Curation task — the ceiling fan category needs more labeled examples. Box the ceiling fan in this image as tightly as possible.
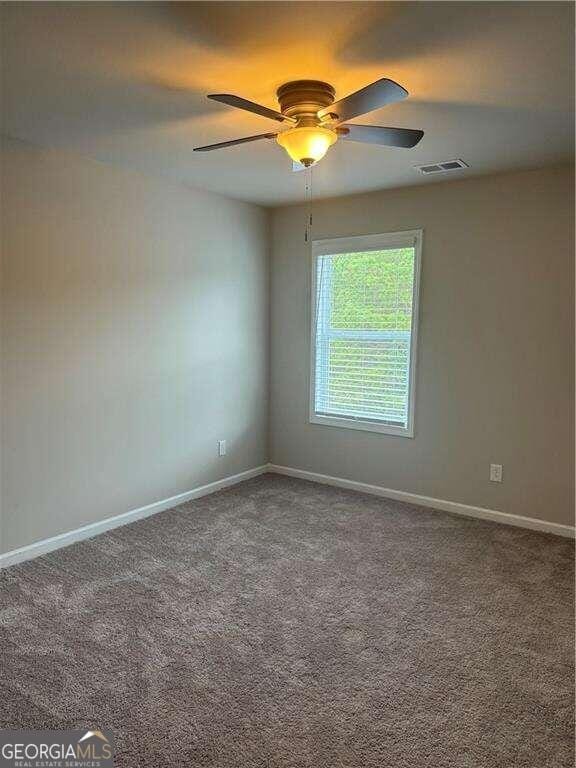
[193,78,424,168]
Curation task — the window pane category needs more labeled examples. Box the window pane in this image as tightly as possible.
[314,245,416,429]
[330,249,415,331]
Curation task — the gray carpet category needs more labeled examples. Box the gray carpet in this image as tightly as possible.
[0,473,573,767]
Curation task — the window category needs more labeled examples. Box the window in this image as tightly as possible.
[310,230,422,437]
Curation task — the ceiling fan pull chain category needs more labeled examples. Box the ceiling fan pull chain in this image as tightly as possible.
[309,166,313,234]
[304,166,313,243]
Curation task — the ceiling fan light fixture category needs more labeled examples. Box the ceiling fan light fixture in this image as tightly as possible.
[194,78,424,163]
[277,126,337,166]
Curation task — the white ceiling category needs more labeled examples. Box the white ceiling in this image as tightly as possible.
[2,2,574,206]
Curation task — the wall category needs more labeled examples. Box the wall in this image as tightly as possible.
[270,165,574,526]
[2,145,573,551]
[1,136,269,553]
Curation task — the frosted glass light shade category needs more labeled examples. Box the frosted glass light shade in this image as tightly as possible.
[277,126,337,165]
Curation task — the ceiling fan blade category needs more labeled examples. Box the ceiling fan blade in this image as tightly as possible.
[194,133,277,152]
[337,124,424,148]
[318,78,408,123]
[208,94,295,123]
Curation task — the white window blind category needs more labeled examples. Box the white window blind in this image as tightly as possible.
[310,231,421,437]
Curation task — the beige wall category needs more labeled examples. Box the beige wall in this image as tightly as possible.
[270,165,574,526]
[1,144,573,553]
[1,136,269,553]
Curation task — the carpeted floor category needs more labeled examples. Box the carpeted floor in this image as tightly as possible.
[1,473,574,767]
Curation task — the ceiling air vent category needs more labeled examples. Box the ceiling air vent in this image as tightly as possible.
[415,159,469,175]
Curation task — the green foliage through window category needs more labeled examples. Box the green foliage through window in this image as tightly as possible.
[330,248,414,331]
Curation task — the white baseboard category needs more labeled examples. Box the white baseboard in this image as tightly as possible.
[0,465,268,569]
[267,464,575,539]
[3,461,572,569]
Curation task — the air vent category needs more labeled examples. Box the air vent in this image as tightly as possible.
[415,159,469,175]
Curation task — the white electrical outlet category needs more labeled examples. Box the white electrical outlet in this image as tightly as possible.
[218,440,226,457]
[490,464,503,483]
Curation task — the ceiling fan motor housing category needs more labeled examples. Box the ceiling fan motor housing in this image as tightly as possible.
[276,81,339,166]
[276,80,336,125]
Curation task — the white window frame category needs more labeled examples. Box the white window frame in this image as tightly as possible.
[309,229,422,438]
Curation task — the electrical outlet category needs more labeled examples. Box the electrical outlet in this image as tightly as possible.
[490,463,503,483]
[218,440,226,457]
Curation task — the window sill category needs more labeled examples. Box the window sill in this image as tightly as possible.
[309,413,414,438]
